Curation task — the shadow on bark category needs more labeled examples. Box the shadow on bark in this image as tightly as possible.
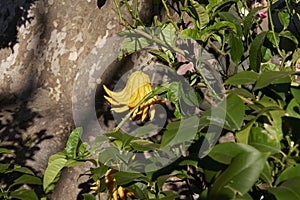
[0,0,37,51]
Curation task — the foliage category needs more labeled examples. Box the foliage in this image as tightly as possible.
[43,0,300,199]
[0,148,43,200]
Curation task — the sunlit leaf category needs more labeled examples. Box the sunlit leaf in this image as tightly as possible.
[65,127,82,159]
[43,157,67,192]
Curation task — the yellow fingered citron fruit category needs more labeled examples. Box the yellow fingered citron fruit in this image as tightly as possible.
[103,71,158,121]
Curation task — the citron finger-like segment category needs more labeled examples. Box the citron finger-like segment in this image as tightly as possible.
[149,105,156,121]
[141,106,149,121]
[118,186,126,200]
[111,106,129,113]
[103,85,113,96]
[113,190,118,200]
[104,95,120,105]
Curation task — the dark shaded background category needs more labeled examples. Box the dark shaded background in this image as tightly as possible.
[0,0,36,50]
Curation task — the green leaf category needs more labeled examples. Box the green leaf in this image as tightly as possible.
[118,30,150,59]
[248,127,281,154]
[236,121,255,144]
[180,28,199,40]
[291,87,300,104]
[249,31,267,72]
[0,148,15,155]
[10,189,38,200]
[129,139,159,151]
[275,164,300,186]
[200,21,236,42]
[286,98,300,118]
[82,193,96,200]
[43,157,67,192]
[189,0,209,29]
[65,127,82,159]
[149,49,172,63]
[243,7,262,37]
[254,71,295,90]
[200,94,245,131]
[268,177,300,199]
[224,94,245,131]
[228,33,244,64]
[279,30,299,46]
[228,88,255,99]
[160,116,199,147]
[208,142,258,165]
[0,163,10,173]
[209,146,265,199]
[219,12,243,36]
[112,171,144,185]
[260,161,272,186]
[11,174,42,188]
[278,11,290,28]
[224,71,259,85]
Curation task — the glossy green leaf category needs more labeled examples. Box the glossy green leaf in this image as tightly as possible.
[254,71,294,90]
[228,33,244,64]
[43,157,67,192]
[208,143,259,165]
[249,31,267,72]
[224,71,259,85]
[65,127,82,159]
[275,164,300,186]
[10,189,38,200]
[268,177,300,199]
[11,174,42,188]
[248,127,281,154]
[209,146,265,199]
[224,94,245,131]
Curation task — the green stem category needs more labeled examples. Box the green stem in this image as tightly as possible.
[113,0,132,28]
[124,0,144,27]
[161,0,180,31]
[267,0,285,60]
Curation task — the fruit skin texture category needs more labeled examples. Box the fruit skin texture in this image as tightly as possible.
[103,71,158,121]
